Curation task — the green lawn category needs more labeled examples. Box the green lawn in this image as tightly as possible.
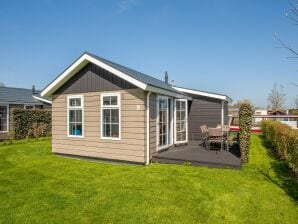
[0,135,297,224]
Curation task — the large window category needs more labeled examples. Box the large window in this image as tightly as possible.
[0,105,8,132]
[175,99,187,143]
[157,97,169,149]
[67,96,83,137]
[101,93,120,140]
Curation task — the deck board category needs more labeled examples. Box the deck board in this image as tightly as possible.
[152,143,242,169]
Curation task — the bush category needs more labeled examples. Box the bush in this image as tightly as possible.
[12,109,51,139]
[239,103,253,163]
[262,120,298,175]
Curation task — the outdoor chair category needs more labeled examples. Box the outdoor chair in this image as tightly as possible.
[222,125,230,151]
[207,128,224,151]
[200,125,209,150]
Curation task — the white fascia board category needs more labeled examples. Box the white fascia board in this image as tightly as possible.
[146,85,192,100]
[173,86,232,103]
[41,53,147,97]
[32,95,52,104]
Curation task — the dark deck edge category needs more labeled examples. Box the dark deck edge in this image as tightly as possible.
[153,156,242,169]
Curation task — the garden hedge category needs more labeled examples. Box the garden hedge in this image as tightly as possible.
[262,120,298,175]
[12,109,51,139]
[239,103,253,163]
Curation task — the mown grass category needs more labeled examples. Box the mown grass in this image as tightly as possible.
[0,135,297,223]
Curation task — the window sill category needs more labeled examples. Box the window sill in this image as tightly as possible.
[101,137,121,141]
[67,135,84,138]
[0,131,9,134]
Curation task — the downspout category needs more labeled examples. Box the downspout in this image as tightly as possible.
[221,100,224,126]
[146,91,152,165]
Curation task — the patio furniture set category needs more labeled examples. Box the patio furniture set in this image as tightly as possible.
[200,124,230,151]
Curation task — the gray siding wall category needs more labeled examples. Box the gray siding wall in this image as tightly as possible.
[224,102,229,125]
[188,94,228,141]
[148,93,157,156]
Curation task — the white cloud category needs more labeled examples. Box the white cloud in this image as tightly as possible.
[117,0,139,13]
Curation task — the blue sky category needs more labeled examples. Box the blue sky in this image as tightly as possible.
[0,0,297,107]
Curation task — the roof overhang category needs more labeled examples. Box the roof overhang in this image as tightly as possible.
[0,101,43,105]
[146,85,192,100]
[41,53,185,99]
[32,95,52,105]
[173,86,232,103]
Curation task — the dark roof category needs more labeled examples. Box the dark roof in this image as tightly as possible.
[173,85,232,102]
[0,86,50,104]
[86,52,181,94]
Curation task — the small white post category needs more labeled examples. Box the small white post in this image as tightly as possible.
[221,100,224,126]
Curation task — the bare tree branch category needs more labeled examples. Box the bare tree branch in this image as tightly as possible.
[267,83,286,110]
[289,82,298,87]
[274,32,298,56]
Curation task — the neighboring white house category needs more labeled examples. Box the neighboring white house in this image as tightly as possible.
[254,109,267,124]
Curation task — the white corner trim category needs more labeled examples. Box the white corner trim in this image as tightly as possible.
[146,92,151,165]
[41,53,147,97]
[173,86,232,102]
[32,95,52,104]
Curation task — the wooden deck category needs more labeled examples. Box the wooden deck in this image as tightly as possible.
[152,142,242,169]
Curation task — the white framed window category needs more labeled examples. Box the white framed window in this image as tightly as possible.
[67,95,84,137]
[24,105,35,109]
[101,92,121,140]
[0,105,9,133]
[174,99,188,144]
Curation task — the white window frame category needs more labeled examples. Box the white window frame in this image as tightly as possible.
[0,104,9,133]
[174,99,188,144]
[100,92,121,140]
[24,105,35,109]
[67,95,84,138]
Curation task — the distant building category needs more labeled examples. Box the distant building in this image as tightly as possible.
[0,86,52,140]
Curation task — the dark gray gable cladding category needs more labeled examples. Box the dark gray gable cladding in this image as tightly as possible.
[55,63,137,94]
[86,52,180,94]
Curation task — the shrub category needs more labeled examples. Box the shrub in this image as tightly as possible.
[239,103,253,163]
[262,120,298,175]
[12,109,51,139]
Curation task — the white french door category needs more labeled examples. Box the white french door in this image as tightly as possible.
[157,96,173,151]
[174,99,188,144]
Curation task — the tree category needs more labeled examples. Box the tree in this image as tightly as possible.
[275,1,298,86]
[275,0,298,58]
[229,99,253,109]
[267,83,286,110]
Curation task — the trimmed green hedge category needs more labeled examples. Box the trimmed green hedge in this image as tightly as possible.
[12,109,51,139]
[239,103,253,163]
[262,120,298,175]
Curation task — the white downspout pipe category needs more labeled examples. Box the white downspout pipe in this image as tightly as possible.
[221,100,224,126]
[146,92,152,165]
